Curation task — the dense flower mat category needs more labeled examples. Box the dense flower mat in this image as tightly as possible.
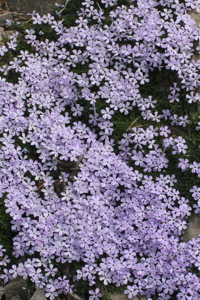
[0,0,200,299]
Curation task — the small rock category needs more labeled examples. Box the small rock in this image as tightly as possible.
[11,295,22,300]
[67,293,84,300]
[31,290,47,300]
[192,54,200,62]
[2,30,14,39]
[0,286,5,298]
[0,11,13,26]
[111,293,147,300]
[7,0,64,16]
[183,214,200,242]
[4,277,28,300]
[188,9,200,27]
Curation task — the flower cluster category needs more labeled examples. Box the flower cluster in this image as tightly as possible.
[0,0,200,299]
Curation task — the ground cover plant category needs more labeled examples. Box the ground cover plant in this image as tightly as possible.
[1,0,200,299]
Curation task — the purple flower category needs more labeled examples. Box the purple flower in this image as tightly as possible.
[159,126,171,137]
[178,158,189,171]
[89,288,102,300]
[124,285,142,299]
[101,107,114,120]
[0,245,6,257]
[71,104,84,117]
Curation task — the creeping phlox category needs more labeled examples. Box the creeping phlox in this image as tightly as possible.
[0,0,200,299]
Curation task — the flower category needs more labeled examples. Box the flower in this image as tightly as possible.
[89,288,102,300]
[6,20,14,26]
[71,104,84,117]
[101,107,114,120]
